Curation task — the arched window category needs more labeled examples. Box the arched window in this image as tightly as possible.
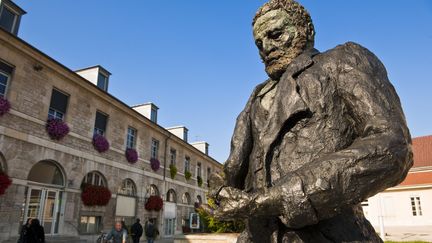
[82,171,107,187]
[118,179,136,196]
[166,189,176,203]
[196,195,202,204]
[149,184,159,196]
[28,160,64,186]
[182,193,191,205]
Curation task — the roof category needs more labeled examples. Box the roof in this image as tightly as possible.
[75,65,112,76]
[399,171,432,187]
[412,135,432,168]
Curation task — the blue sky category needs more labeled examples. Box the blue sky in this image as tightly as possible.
[14,0,432,163]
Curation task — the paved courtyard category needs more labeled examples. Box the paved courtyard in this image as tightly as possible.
[378,226,432,242]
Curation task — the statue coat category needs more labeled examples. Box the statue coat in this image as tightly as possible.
[223,42,413,243]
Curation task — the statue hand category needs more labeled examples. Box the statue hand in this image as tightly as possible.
[214,187,253,220]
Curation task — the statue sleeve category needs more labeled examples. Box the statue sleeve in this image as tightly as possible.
[251,43,413,228]
[224,84,263,189]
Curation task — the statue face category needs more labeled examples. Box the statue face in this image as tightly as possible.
[253,9,299,80]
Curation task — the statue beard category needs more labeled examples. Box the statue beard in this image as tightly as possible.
[263,38,308,81]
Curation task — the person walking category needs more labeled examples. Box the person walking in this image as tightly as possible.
[130,219,143,243]
[106,221,128,243]
[144,219,158,243]
[28,219,45,243]
[18,218,32,243]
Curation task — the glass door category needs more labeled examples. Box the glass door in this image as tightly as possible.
[164,218,176,237]
[25,187,61,235]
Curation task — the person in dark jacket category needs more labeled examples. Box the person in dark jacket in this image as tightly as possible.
[144,219,158,243]
[18,218,32,243]
[28,219,45,243]
[130,219,143,243]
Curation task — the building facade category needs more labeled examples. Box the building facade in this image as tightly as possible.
[0,1,222,242]
[363,135,432,230]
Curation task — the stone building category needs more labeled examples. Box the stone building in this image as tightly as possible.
[0,1,222,242]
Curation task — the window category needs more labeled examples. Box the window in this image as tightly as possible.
[166,189,176,203]
[0,4,18,33]
[411,197,423,216]
[94,111,108,135]
[82,171,106,187]
[197,163,202,178]
[196,195,202,204]
[0,61,13,97]
[207,167,211,186]
[182,193,191,205]
[184,156,190,173]
[118,179,136,196]
[48,89,69,120]
[361,199,369,207]
[183,130,188,142]
[126,127,137,149]
[170,149,176,166]
[150,107,157,123]
[79,216,102,234]
[97,73,109,91]
[149,184,159,196]
[151,138,159,159]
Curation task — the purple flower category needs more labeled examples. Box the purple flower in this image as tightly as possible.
[92,134,110,153]
[125,148,138,163]
[0,97,11,116]
[150,158,160,171]
[46,118,70,140]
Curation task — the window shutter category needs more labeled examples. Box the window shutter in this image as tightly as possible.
[95,112,108,131]
[49,89,69,113]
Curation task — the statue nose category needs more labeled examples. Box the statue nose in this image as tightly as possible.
[263,39,277,55]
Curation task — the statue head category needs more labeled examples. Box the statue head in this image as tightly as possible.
[253,0,315,80]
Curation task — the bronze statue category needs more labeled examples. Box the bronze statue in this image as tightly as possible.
[210,0,413,242]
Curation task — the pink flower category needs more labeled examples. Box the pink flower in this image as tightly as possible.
[125,148,138,163]
[150,158,160,171]
[0,97,11,116]
[46,118,70,140]
[92,134,110,153]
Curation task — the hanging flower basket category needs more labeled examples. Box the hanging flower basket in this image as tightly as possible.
[46,118,70,140]
[81,185,112,206]
[93,134,110,153]
[0,97,11,117]
[0,173,12,195]
[125,148,138,164]
[150,158,160,172]
[169,164,177,179]
[185,171,192,180]
[197,176,203,187]
[145,195,163,211]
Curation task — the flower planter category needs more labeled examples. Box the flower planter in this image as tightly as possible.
[81,185,112,206]
[46,118,70,140]
[125,148,138,164]
[150,158,160,172]
[145,195,163,211]
[93,134,110,153]
[197,176,203,187]
[0,97,11,117]
[169,164,177,179]
[0,173,12,195]
[185,171,192,180]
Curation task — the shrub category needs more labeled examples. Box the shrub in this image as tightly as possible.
[125,148,138,163]
[150,158,160,171]
[185,170,192,180]
[92,134,110,153]
[145,195,163,211]
[0,173,12,195]
[169,164,177,179]
[197,198,245,233]
[197,176,203,187]
[0,97,11,116]
[81,185,112,206]
[46,118,70,140]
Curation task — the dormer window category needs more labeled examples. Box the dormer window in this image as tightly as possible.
[97,72,109,91]
[0,0,25,35]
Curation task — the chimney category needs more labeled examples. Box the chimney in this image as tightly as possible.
[75,65,111,92]
[133,103,159,123]
[166,126,188,142]
[0,0,26,36]
[191,141,209,155]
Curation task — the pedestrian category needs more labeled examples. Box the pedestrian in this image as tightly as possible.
[106,221,128,243]
[28,219,45,243]
[18,218,32,243]
[144,219,158,243]
[131,219,143,243]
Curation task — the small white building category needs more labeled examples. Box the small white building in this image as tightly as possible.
[363,135,432,230]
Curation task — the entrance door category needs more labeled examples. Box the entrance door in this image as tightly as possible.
[25,187,62,235]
